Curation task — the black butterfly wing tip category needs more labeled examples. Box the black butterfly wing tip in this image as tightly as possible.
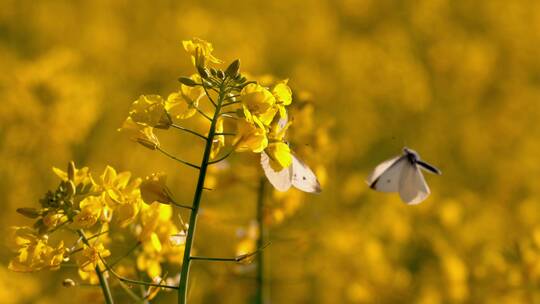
[368,178,379,190]
[314,181,322,194]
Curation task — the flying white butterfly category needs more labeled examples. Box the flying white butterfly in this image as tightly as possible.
[366,147,441,204]
[261,152,321,193]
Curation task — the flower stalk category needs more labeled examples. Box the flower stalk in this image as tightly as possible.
[255,177,266,304]
[177,80,226,304]
[77,230,114,304]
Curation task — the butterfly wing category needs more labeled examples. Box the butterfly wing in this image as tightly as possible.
[261,152,292,192]
[398,162,430,204]
[369,156,407,192]
[291,155,321,193]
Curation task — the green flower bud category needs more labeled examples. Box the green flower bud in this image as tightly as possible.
[16,208,42,219]
[225,59,240,78]
[178,77,198,87]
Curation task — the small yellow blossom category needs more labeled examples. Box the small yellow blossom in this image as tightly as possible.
[211,117,225,159]
[114,199,142,227]
[182,38,222,66]
[128,95,171,129]
[272,81,293,117]
[72,196,103,229]
[265,142,292,171]
[52,162,96,191]
[241,83,277,126]
[138,203,173,242]
[8,227,65,272]
[100,166,132,204]
[232,119,268,153]
[140,173,174,205]
[118,117,160,149]
[166,75,204,121]
[267,113,291,141]
[100,166,143,226]
[42,212,67,229]
[77,242,111,284]
[136,203,184,277]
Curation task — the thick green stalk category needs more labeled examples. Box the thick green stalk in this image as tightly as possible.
[77,230,114,304]
[255,177,266,304]
[95,264,115,304]
[178,84,225,304]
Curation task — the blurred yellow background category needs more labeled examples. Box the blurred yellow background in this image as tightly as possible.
[1,0,540,303]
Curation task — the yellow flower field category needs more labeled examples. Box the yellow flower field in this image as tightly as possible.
[1,1,539,303]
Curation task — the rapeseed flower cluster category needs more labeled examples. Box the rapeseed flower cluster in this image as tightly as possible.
[8,161,185,300]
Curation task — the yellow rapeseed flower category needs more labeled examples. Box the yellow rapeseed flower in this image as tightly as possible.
[182,38,222,66]
[52,162,95,191]
[42,211,68,230]
[140,173,174,205]
[100,166,143,226]
[118,117,160,149]
[72,196,103,229]
[272,81,293,117]
[232,119,268,153]
[166,74,204,121]
[8,227,65,272]
[241,83,277,126]
[210,117,225,159]
[265,142,292,171]
[77,242,111,284]
[135,203,183,277]
[128,95,171,129]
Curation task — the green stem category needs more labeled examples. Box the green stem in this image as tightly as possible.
[157,147,201,170]
[190,256,238,262]
[255,177,266,304]
[100,255,178,290]
[171,124,208,141]
[177,81,226,304]
[77,230,114,304]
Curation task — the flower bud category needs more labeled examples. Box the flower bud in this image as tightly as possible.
[16,208,42,219]
[178,76,198,87]
[67,161,76,181]
[62,279,76,288]
[225,59,240,78]
[137,138,159,150]
[64,180,76,197]
[216,70,224,79]
[197,66,209,79]
[140,173,174,205]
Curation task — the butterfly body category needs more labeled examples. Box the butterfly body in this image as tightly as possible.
[367,147,441,204]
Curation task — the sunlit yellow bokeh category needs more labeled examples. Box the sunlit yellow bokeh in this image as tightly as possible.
[1,0,540,303]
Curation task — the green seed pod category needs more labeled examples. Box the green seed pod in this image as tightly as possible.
[178,77,198,87]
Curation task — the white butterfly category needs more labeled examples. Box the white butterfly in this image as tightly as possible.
[261,152,321,193]
[367,147,441,204]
